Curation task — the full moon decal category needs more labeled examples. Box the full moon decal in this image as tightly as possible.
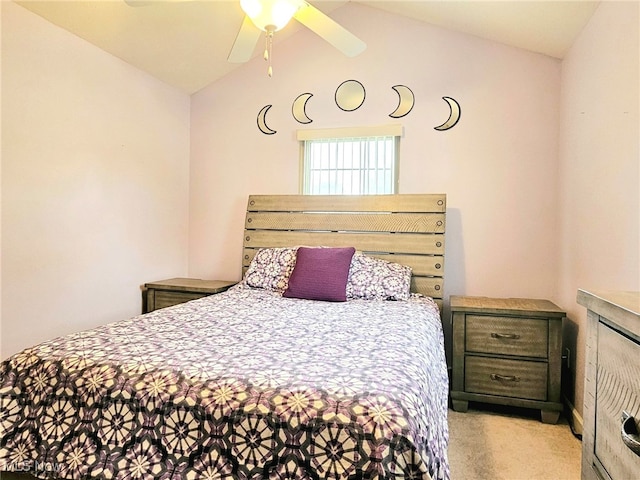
[335,80,366,111]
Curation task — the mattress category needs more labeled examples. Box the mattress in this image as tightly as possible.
[0,284,449,479]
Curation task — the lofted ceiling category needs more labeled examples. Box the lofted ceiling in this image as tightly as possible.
[15,0,600,94]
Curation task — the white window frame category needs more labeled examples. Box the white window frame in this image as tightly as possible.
[297,125,402,195]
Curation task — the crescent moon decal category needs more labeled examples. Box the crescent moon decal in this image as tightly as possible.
[389,85,415,118]
[434,96,461,131]
[292,93,313,124]
[257,104,277,135]
[335,80,366,112]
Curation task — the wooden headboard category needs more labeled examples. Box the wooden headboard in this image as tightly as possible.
[242,194,446,308]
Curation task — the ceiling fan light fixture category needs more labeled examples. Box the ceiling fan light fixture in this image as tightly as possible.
[229,0,364,77]
[240,0,302,32]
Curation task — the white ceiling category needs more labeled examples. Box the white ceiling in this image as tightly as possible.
[16,0,600,94]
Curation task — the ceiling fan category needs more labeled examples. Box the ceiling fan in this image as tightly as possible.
[126,0,366,77]
[229,0,366,76]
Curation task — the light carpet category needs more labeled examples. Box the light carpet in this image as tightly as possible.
[447,404,582,480]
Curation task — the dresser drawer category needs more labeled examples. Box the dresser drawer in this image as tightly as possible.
[466,315,548,358]
[465,356,548,401]
[594,322,640,480]
[153,291,207,310]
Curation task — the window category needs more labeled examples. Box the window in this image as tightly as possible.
[298,125,401,195]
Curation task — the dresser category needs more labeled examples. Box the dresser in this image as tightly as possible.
[450,296,565,424]
[577,289,640,480]
[143,278,237,313]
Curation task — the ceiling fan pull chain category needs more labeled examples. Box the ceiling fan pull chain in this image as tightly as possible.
[264,28,274,77]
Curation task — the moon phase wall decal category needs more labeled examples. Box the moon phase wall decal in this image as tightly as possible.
[389,85,415,118]
[255,85,461,134]
[335,80,366,111]
[434,96,461,131]
[292,93,313,124]
[257,105,277,135]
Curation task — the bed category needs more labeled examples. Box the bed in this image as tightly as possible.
[0,194,449,480]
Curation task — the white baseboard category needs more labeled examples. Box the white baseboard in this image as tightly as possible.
[563,395,584,436]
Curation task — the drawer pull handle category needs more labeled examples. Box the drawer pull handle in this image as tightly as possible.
[491,332,521,340]
[621,411,640,457]
[490,373,520,382]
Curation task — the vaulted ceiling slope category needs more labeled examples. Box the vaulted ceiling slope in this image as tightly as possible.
[16,0,600,94]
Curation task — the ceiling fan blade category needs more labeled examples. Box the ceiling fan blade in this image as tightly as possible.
[228,15,262,63]
[294,2,366,57]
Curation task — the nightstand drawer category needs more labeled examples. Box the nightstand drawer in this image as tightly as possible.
[466,315,548,358]
[154,291,207,310]
[465,356,548,401]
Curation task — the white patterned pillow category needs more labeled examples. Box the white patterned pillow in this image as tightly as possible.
[244,247,298,293]
[346,253,412,300]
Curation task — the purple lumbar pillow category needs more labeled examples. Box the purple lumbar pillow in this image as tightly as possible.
[283,246,356,302]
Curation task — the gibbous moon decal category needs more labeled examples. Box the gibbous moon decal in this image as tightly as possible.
[257,104,277,135]
[292,93,313,124]
[389,85,415,118]
[434,96,461,131]
[335,80,366,111]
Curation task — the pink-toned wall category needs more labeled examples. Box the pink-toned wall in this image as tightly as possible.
[558,1,639,426]
[189,3,562,357]
[1,2,191,359]
[2,0,637,426]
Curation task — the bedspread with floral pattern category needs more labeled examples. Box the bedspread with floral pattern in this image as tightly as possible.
[0,284,449,480]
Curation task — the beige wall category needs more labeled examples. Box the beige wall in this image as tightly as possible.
[1,2,191,358]
[189,3,562,358]
[558,1,639,422]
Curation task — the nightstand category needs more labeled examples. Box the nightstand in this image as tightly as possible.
[450,295,565,424]
[143,278,237,313]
